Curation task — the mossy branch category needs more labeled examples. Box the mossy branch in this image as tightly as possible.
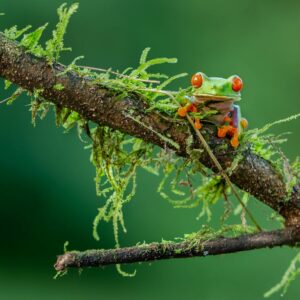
[0,33,300,225]
[54,227,300,271]
[0,32,299,225]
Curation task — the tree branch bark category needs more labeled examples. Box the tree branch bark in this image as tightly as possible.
[54,227,300,271]
[0,33,299,224]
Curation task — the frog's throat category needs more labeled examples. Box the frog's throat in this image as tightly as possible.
[194,94,241,102]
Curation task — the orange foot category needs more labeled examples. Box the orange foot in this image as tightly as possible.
[229,127,239,148]
[230,135,239,148]
[177,106,187,117]
[188,104,197,113]
[177,103,197,117]
[194,118,202,129]
[217,125,231,138]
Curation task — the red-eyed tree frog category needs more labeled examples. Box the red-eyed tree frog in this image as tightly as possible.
[177,72,248,148]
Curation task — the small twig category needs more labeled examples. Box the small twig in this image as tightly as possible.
[78,65,161,84]
[221,190,233,223]
[0,96,10,104]
[241,205,247,227]
[0,88,23,105]
[138,87,177,95]
[54,227,300,271]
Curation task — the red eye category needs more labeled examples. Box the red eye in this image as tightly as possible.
[191,73,203,88]
[232,76,243,92]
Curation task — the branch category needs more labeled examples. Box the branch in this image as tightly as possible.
[54,227,300,271]
[0,33,299,225]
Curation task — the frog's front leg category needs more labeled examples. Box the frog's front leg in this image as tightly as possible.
[177,101,195,117]
[177,97,202,129]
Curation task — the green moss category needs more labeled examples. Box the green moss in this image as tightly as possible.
[45,3,78,61]
[264,251,300,298]
[53,83,65,91]
[237,114,300,200]
[175,224,258,253]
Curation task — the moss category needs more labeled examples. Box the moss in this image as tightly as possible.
[174,249,183,255]
[53,83,64,91]
[237,114,300,201]
[264,251,300,298]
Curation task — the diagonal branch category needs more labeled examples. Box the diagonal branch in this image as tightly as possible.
[0,33,299,225]
[54,227,300,271]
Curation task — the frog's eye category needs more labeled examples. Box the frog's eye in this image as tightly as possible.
[231,76,243,92]
[191,73,203,88]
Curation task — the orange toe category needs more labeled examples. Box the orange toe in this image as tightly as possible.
[189,104,197,113]
[194,119,202,130]
[228,126,238,137]
[218,127,226,138]
[177,107,187,117]
[240,118,248,129]
[231,136,239,148]
[218,125,231,138]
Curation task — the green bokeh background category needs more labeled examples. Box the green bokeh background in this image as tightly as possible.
[1,0,300,299]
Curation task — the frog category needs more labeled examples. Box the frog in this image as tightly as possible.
[177,72,248,148]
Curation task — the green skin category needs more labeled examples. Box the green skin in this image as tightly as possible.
[189,72,243,129]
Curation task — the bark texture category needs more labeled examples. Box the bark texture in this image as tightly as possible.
[54,228,300,270]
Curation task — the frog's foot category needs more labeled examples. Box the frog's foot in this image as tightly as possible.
[188,103,197,113]
[217,125,231,138]
[177,103,197,117]
[228,127,239,148]
[177,106,187,117]
[217,115,234,138]
[230,134,239,148]
[218,124,240,148]
[194,118,202,130]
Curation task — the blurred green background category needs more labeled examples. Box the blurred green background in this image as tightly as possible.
[0,0,300,299]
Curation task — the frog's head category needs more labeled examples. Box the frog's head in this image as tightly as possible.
[191,72,243,102]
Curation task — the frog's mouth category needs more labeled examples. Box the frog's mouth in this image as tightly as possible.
[194,94,241,102]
